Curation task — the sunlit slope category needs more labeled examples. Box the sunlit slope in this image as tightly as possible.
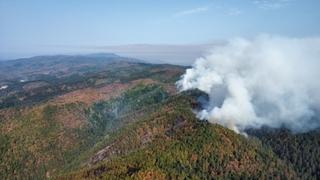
[0,58,302,179]
[0,60,184,179]
[62,91,296,179]
[0,84,171,179]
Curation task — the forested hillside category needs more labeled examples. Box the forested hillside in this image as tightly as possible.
[61,91,296,179]
[248,127,320,179]
[0,55,319,179]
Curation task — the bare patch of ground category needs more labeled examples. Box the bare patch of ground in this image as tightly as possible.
[23,81,50,91]
[50,79,159,106]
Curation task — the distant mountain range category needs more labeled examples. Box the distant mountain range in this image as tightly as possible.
[0,53,144,82]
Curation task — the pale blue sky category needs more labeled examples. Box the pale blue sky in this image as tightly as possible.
[0,0,319,60]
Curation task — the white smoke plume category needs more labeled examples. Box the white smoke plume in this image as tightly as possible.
[177,35,320,133]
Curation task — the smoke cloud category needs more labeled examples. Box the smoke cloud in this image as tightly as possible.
[177,35,320,133]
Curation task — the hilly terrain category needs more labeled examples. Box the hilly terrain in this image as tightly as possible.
[0,54,319,179]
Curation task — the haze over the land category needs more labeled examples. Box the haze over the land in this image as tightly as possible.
[1,0,320,133]
[1,0,320,64]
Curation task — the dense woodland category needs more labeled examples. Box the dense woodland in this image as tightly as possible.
[248,127,320,179]
[0,55,319,179]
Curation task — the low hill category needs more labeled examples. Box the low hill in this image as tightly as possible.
[0,54,183,109]
[60,91,296,179]
[0,53,139,81]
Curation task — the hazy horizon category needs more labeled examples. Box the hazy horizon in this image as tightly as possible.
[0,43,219,65]
[1,0,320,64]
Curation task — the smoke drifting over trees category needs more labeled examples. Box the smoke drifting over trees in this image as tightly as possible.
[177,35,320,133]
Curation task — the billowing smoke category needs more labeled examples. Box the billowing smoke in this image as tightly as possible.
[177,35,320,133]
